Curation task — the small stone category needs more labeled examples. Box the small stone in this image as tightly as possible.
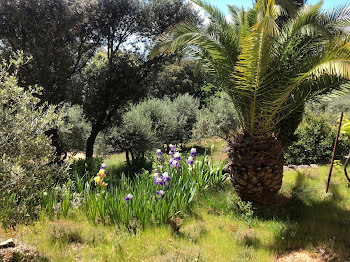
[0,238,15,249]
[310,164,319,169]
[298,165,309,170]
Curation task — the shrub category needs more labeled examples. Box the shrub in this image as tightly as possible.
[59,104,90,152]
[307,95,350,121]
[108,94,200,160]
[48,221,83,244]
[69,157,104,179]
[285,112,349,165]
[193,93,238,139]
[179,221,207,242]
[0,53,67,226]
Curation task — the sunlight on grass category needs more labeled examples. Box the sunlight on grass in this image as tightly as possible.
[7,166,350,261]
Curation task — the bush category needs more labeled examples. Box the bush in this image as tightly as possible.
[69,157,103,179]
[108,94,200,159]
[307,95,350,121]
[285,112,349,165]
[193,93,238,139]
[0,53,67,226]
[59,104,91,152]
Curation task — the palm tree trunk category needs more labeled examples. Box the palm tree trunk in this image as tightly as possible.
[226,133,284,204]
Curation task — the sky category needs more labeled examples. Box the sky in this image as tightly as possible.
[206,0,350,14]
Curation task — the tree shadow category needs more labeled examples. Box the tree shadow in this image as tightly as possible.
[255,172,350,259]
[181,145,212,156]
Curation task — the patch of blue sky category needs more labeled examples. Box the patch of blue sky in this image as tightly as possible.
[206,0,349,14]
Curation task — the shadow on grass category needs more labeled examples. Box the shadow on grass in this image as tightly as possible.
[255,172,350,259]
[181,145,212,156]
[106,159,153,185]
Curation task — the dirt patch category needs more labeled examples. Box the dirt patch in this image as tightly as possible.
[277,250,324,262]
[0,238,48,262]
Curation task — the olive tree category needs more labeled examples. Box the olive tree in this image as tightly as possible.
[0,53,66,225]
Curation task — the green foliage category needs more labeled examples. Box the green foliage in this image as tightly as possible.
[227,193,254,227]
[144,59,205,100]
[69,157,104,180]
[153,0,350,137]
[0,0,97,105]
[193,93,238,139]
[48,222,83,244]
[109,94,200,157]
[59,104,91,152]
[43,152,226,229]
[285,113,349,165]
[307,94,350,121]
[0,53,67,226]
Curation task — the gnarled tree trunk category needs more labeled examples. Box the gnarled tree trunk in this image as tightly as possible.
[226,133,284,204]
[86,125,100,158]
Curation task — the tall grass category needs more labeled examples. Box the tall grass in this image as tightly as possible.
[41,152,227,229]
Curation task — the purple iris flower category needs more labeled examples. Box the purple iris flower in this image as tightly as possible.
[173,152,182,161]
[169,158,174,166]
[153,173,161,181]
[124,193,133,201]
[157,156,165,163]
[190,148,198,157]
[154,177,164,185]
[162,172,170,182]
[156,190,165,198]
[170,160,180,168]
[169,144,176,154]
[155,149,162,156]
[187,156,194,165]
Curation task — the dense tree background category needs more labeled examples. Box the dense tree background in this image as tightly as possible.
[0,0,203,157]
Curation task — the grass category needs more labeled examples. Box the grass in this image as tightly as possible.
[102,137,227,172]
[2,164,350,261]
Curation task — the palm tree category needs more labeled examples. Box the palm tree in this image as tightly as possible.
[152,0,350,203]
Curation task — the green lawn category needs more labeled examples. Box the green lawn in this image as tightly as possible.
[3,165,349,261]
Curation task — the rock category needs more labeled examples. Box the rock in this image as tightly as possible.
[297,165,309,170]
[283,166,290,172]
[0,239,15,249]
[0,240,49,262]
[310,164,319,169]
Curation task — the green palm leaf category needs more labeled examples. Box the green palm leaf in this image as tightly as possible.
[152,0,350,136]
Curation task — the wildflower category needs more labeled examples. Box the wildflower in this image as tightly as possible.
[156,149,162,156]
[156,190,165,198]
[162,172,170,182]
[170,160,180,168]
[153,172,161,181]
[187,156,194,165]
[174,152,182,161]
[169,144,176,154]
[190,148,197,157]
[154,177,164,185]
[124,193,133,201]
[157,156,165,163]
[102,182,108,189]
[94,176,102,186]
